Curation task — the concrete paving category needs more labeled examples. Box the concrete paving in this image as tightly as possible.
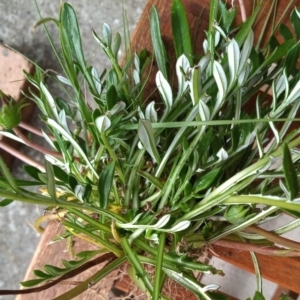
[0,1,145,299]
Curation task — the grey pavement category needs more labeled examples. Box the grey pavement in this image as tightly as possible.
[0,1,145,299]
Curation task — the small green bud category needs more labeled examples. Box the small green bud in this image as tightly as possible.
[224,205,251,224]
[0,92,28,129]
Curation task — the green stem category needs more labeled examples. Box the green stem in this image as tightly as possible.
[224,195,300,212]
[177,135,300,222]
[246,224,300,251]
[134,239,215,273]
[63,220,123,256]
[120,237,153,293]
[152,232,166,300]
[120,118,300,130]
[53,255,126,300]
[101,134,125,183]
[68,208,111,233]
[158,126,205,209]
[0,190,126,223]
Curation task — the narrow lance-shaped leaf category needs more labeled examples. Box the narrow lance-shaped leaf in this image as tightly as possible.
[60,3,97,95]
[279,24,293,41]
[260,39,294,70]
[95,115,111,133]
[253,291,266,300]
[112,32,122,58]
[291,8,300,41]
[106,85,118,110]
[145,101,158,123]
[150,7,168,79]
[45,160,56,201]
[156,71,173,115]
[238,30,254,74]
[212,61,227,116]
[284,42,300,76]
[0,199,14,207]
[171,0,193,65]
[219,1,236,33]
[0,156,19,192]
[176,54,190,98]
[227,39,240,87]
[40,82,59,121]
[46,118,98,178]
[193,168,221,193]
[60,3,85,69]
[98,162,115,209]
[198,100,210,121]
[189,66,201,105]
[285,78,300,105]
[138,119,161,164]
[102,23,112,48]
[283,143,299,200]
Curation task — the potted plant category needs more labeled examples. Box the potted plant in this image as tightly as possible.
[1,0,300,299]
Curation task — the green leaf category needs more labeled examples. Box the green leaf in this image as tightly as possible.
[95,115,111,134]
[171,0,193,65]
[283,143,299,200]
[44,265,65,276]
[253,291,266,300]
[219,1,236,33]
[175,54,190,97]
[40,82,59,121]
[34,17,59,28]
[193,168,221,193]
[164,269,218,299]
[290,8,300,41]
[285,77,300,105]
[112,32,122,58]
[47,118,98,178]
[150,6,168,79]
[0,199,14,207]
[23,165,42,181]
[279,24,293,41]
[102,23,112,48]
[0,156,19,192]
[60,3,85,71]
[279,295,294,300]
[189,66,201,105]
[20,278,46,287]
[284,42,300,76]
[239,30,253,74]
[33,269,51,279]
[106,84,118,110]
[260,39,294,70]
[98,162,115,209]
[235,2,261,47]
[156,71,173,114]
[137,170,164,189]
[227,39,240,87]
[138,119,161,164]
[120,237,153,293]
[45,160,56,201]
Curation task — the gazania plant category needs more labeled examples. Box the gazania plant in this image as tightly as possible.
[1,0,300,299]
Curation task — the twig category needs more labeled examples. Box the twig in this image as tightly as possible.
[246,224,300,251]
[13,127,64,160]
[13,126,80,163]
[212,239,300,256]
[0,142,45,171]
[19,121,55,140]
[0,253,116,295]
[238,0,247,22]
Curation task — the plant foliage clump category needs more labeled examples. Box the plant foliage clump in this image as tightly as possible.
[1,0,300,299]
